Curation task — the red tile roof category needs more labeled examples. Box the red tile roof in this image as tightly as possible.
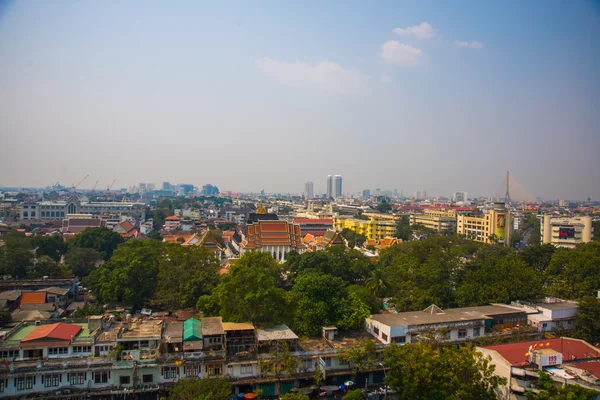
[574,362,600,379]
[22,322,82,342]
[20,291,46,305]
[484,338,600,366]
[165,216,181,221]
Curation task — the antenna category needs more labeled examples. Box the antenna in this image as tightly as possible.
[505,170,511,204]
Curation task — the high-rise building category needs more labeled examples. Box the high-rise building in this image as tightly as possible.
[456,202,512,246]
[334,175,342,199]
[362,189,371,199]
[326,175,333,199]
[454,191,468,203]
[304,182,314,199]
[422,189,428,200]
[202,184,219,195]
[162,182,172,191]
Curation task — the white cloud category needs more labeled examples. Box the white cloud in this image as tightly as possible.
[380,74,392,83]
[256,57,365,94]
[393,22,436,39]
[454,40,484,49]
[380,41,423,66]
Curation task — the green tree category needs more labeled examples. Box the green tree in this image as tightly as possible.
[524,371,597,399]
[313,368,324,386]
[290,271,369,336]
[168,377,232,400]
[85,239,163,307]
[285,245,374,284]
[0,233,34,278]
[155,244,220,309]
[343,390,365,400]
[338,339,377,381]
[394,215,412,241]
[281,394,309,400]
[197,251,288,326]
[456,251,542,307]
[258,343,300,395]
[64,247,102,277]
[365,268,389,299]
[32,234,66,261]
[27,255,71,279]
[71,302,105,318]
[0,309,11,324]
[341,228,367,249]
[68,227,124,260]
[148,230,163,241]
[377,203,392,213]
[384,342,506,400]
[519,244,556,274]
[574,296,600,344]
[544,242,600,299]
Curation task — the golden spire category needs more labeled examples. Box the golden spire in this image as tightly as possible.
[256,201,266,214]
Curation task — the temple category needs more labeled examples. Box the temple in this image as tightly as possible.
[241,207,305,261]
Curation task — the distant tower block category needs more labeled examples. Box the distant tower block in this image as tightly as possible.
[505,170,511,204]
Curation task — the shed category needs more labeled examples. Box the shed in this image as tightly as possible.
[183,318,202,342]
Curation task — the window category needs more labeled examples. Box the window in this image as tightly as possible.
[69,372,86,385]
[93,371,109,384]
[119,376,131,385]
[15,376,35,390]
[43,374,61,387]
[163,367,178,379]
[205,364,222,376]
[392,336,406,344]
[1,350,18,358]
[373,326,379,335]
[48,347,68,355]
[323,357,332,367]
[185,365,200,378]
[241,364,253,374]
[72,346,92,353]
[458,329,467,338]
[142,374,153,383]
[381,333,388,341]
[473,327,481,337]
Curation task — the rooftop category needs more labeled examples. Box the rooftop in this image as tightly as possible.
[202,317,224,336]
[369,304,524,327]
[256,325,299,342]
[120,319,163,340]
[484,337,600,366]
[20,292,47,305]
[223,322,255,332]
[22,322,82,342]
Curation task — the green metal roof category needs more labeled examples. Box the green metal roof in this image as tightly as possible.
[183,318,202,342]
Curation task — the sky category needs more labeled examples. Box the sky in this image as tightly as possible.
[0,1,599,200]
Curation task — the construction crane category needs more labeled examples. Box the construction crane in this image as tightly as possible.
[92,180,99,192]
[51,182,59,191]
[107,178,117,199]
[71,174,89,192]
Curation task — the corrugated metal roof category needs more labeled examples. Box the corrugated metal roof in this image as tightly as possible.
[20,292,47,305]
[183,318,202,342]
[22,322,82,342]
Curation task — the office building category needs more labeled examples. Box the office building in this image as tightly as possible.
[334,216,396,241]
[453,191,468,203]
[541,215,593,249]
[362,189,371,199]
[20,195,145,221]
[456,202,512,246]
[304,182,314,199]
[202,184,219,195]
[410,209,457,233]
[334,175,342,199]
[326,175,333,199]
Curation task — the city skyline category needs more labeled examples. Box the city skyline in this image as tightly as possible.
[1,1,599,199]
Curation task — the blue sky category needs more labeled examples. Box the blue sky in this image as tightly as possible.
[0,1,598,200]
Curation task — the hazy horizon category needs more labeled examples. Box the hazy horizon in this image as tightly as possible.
[1,1,599,200]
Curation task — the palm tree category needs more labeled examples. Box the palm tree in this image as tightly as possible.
[365,268,389,300]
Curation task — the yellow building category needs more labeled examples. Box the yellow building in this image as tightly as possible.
[334,216,396,241]
[541,215,593,249]
[410,209,457,232]
[456,203,512,246]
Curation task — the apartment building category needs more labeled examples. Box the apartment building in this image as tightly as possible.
[410,209,457,233]
[456,202,512,246]
[334,216,396,241]
[540,215,593,248]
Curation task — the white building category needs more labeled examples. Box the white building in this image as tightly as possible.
[541,215,593,248]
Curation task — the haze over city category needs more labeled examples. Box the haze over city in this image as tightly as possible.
[1,1,599,199]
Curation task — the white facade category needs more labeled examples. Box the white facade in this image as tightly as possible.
[541,215,593,248]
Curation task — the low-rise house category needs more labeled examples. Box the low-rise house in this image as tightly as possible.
[365,304,528,345]
[507,298,579,332]
[37,287,70,308]
[113,220,138,239]
[0,290,22,311]
[479,337,600,399]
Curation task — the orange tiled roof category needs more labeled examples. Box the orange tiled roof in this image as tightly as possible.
[22,322,82,342]
[20,291,46,305]
[242,220,305,250]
